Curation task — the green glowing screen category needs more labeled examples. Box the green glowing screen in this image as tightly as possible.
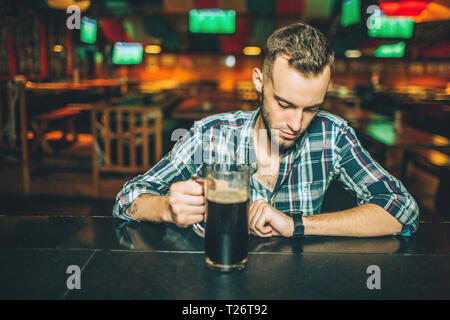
[374,41,406,58]
[189,9,236,34]
[367,121,396,146]
[112,42,144,65]
[80,17,97,44]
[341,0,361,27]
[368,17,414,39]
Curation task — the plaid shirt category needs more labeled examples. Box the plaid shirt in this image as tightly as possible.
[113,108,419,235]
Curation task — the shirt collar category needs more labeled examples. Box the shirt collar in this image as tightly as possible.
[236,107,310,172]
[236,108,259,173]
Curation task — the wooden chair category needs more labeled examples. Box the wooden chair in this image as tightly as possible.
[91,105,163,197]
[2,79,31,194]
[30,106,82,153]
[401,148,450,216]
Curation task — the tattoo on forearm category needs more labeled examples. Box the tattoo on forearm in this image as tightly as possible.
[125,194,145,218]
[126,203,137,217]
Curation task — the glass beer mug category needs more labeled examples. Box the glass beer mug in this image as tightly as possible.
[192,164,250,272]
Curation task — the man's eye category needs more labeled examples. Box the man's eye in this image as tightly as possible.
[307,107,320,112]
[278,102,289,109]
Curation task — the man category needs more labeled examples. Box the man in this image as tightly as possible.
[113,23,419,238]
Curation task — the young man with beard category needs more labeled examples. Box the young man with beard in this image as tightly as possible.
[113,23,419,238]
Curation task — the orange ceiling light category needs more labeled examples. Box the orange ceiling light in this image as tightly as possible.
[414,2,450,22]
[145,45,162,54]
[53,44,64,52]
[46,0,91,12]
[243,46,261,56]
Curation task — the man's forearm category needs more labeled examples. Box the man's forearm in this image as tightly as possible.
[303,203,403,237]
[124,194,172,223]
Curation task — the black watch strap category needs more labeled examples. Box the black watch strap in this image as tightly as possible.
[291,211,304,238]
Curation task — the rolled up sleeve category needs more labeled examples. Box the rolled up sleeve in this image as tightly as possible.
[333,125,420,235]
[112,124,202,221]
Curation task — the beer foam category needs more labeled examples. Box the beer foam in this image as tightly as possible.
[207,189,249,204]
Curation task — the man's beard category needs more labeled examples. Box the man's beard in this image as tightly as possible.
[258,88,300,154]
[259,91,272,140]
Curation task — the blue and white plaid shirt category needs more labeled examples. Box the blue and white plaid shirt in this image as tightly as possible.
[113,108,419,235]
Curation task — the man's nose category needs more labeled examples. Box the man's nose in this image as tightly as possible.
[287,109,303,133]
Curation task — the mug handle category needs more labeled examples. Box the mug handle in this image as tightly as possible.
[192,222,205,238]
[191,176,206,238]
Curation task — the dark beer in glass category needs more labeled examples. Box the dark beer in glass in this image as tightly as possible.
[205,189,249,271]
[193,164,250,271]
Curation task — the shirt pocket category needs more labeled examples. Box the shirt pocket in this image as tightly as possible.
[299,180,326,215]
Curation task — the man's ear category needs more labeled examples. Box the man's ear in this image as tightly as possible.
[252,68,264,94]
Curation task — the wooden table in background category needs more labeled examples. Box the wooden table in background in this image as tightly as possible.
[2,79,125,194]
[324,98,450,151]
[171,97,254,121]
[25,79,125,94]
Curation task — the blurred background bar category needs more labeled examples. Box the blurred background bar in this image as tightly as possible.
[0,0,448,219]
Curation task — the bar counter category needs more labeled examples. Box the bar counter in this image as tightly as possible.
[0,216,448,300]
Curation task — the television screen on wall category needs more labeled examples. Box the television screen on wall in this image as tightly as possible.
[112,42,144,65]
[189,9,236,34]
[341,0,361,27]
[368,17,414,39]
[80,17,97,44]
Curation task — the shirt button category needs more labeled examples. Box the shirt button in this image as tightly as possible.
[251,163,256,168]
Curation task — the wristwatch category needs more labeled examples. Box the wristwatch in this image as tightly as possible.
[291,211,304,238]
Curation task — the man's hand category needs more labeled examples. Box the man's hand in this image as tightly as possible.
[168,179,205,228]
[248,199,294,237]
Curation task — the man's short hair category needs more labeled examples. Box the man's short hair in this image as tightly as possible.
[263,22,334,82]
